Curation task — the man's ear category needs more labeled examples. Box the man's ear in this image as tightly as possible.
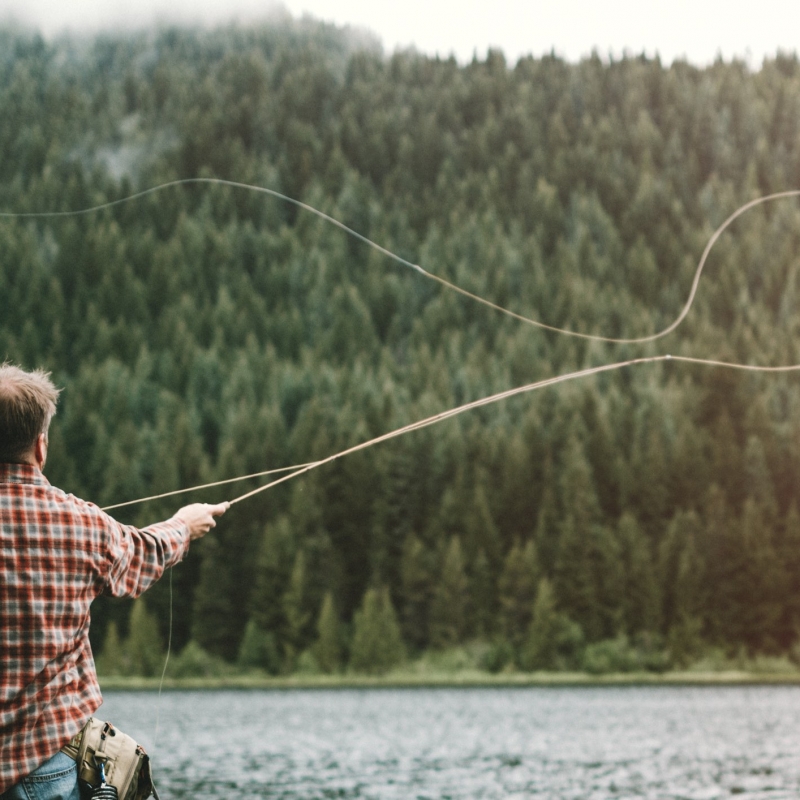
[34,433,48,470]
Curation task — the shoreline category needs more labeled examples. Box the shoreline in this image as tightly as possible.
[99,670,800,691]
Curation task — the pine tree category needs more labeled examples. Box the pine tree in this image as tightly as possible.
[659,510,703,635]
[464,483,502,573]
[191,537,238,660]
[429,536,469,648]
[744,435,778,524]
[554,518,622,642]
[470,548,494,638]
[249,517,295,639]
[776,504,800,647]
[399,534,433,651]
[282,549,311,670]
[534,482,559,574]
[617,512,659,635]
[738,497,783,651]
[96,621,125,677]
[237,619,280,674]
[497,539,541,651]
[125,599,163,677]
[520,578,584,671]
[315,591,343,674]
[349,587,405,675]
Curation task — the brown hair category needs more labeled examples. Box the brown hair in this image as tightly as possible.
[0,363,61,463]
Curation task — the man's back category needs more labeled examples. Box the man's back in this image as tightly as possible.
[0,461,190,794]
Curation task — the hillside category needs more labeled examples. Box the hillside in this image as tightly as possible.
[3,23,800,674]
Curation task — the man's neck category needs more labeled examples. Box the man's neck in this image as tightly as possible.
[14,452,40,470]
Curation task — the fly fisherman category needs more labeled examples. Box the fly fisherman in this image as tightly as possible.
[0,363,229,800]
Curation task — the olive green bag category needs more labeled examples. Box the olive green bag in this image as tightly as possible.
[62,718,160,800]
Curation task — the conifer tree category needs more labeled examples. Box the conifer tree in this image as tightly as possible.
[470,548,494,638]
[125,599,163,677]
[237,619,280,674]
[96,621,125,677]
[534,482,559,574]
[497,539,541,650]
[349,586,405,675]
[659,510,704,636]
[744,435,778,524]
[315,591,343,674]
[777,504,800,647]
[249,517,295,638]
[192,538,238,660]
[282,549,311,669]
[520,578,584,671]
[617,512,659,635]
[429,536,469,648]
[737,497,783,651]
[464,483,502,573]
[399,534,433,651]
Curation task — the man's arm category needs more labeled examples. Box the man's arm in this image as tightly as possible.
[102,501,230,598]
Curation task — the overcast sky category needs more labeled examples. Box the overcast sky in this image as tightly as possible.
[1,0,799,66]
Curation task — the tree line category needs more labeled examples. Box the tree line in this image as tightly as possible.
[3,21,800,674]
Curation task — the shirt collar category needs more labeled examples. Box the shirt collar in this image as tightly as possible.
[0,462,51,487]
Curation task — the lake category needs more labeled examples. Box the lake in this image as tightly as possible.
[98,685,800,798]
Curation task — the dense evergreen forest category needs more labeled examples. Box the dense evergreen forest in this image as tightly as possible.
[4,19,800,675]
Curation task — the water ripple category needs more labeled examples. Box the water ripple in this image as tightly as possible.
[99,685,800,799]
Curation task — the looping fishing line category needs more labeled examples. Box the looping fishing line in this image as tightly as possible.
[5,178,800,344]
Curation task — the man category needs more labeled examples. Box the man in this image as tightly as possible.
[0,364,228,799]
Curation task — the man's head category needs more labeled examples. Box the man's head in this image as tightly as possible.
[0,363,60,466]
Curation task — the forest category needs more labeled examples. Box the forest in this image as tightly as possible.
[3,18,800,676]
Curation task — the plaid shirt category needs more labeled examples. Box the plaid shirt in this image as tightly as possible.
[0,462,190,793]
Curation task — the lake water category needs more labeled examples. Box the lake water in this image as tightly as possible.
[98,685,800,798]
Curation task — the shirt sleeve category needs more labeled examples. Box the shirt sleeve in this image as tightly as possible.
[100,514,190,599]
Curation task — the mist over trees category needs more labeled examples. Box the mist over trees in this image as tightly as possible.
[4,20,800,674]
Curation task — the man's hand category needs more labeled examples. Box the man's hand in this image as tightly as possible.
[173,502,230,540]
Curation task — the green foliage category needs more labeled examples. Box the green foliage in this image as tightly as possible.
[191,537,239,661]
[667,616,704,668]
[315,591,343,674]
[497,539,541,650]
[582,634,669,675]
[429,536,469,648]
[237,620,282,674]
[519,578,584,671]
[400,534,433,651]
[617,513,659,636]
[282,549,312,670]
[349,586,405,675]
[169,641,233,678]
[125,599,163,677]
[478,639,515,674]
[95,621,125,677]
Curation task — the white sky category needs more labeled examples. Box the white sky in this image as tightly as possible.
[1,0,799,66]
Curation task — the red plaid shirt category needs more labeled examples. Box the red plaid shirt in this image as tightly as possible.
[0,462,190,793]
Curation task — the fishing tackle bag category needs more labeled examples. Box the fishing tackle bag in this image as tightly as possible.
[61,718,160,800]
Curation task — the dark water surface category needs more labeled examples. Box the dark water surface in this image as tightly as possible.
[99,685,800,798]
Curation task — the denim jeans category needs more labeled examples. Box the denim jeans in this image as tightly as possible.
[0,751,80,800]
